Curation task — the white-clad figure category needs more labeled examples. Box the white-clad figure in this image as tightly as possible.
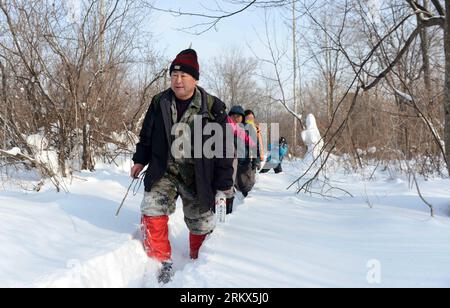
[301,114,324,165]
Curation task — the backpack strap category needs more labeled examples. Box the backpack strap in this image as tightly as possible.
[197,86,227,122]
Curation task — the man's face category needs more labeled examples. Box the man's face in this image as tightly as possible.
[171,71,198,100]
[231,114,244,124]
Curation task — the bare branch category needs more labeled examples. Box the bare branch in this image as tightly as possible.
[144,0,257,35]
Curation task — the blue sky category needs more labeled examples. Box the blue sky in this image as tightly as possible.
[149,0,290,64]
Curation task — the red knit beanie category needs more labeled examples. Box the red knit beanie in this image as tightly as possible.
[170,49,200,80]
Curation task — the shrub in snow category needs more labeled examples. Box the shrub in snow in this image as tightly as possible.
[394,89,413,102]
[1,143,62,192]
[106,143,118,152]
[36,151,59,173]
[5,147,22,156]
[23,134,58,171]
[368,147,377,155]
[357,149,367,156]
[111,131,138,151]
[26,134,49,152]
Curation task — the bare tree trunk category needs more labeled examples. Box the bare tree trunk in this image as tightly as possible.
[99,0,106,70]
[82,123,94,171]
[327,71,335,125]
[0,60,7,149]
[419,0,433,111]
[420,30,432,101]
[292,1,298,154]
[445,0,450,176]
[58,117,67,177]
[81,108,94,171]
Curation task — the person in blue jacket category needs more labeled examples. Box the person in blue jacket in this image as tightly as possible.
[260,137,289,174]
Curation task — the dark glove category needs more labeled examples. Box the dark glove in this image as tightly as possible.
[252,159,261,171]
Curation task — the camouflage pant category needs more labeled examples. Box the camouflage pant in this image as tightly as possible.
[141,161,215,235]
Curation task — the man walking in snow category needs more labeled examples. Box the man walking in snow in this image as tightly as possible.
[226,105,246,214]
[235,110,261,198]
[260,137,289,174]
[131,49,234,284]
[244,110,264,164]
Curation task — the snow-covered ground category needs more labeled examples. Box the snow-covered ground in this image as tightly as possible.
[1,159,450,288]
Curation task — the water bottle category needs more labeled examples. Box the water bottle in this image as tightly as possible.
[215,191,227,223]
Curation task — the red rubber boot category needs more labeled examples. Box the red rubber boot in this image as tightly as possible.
[190,233,208,260]
[141,215,172,262]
